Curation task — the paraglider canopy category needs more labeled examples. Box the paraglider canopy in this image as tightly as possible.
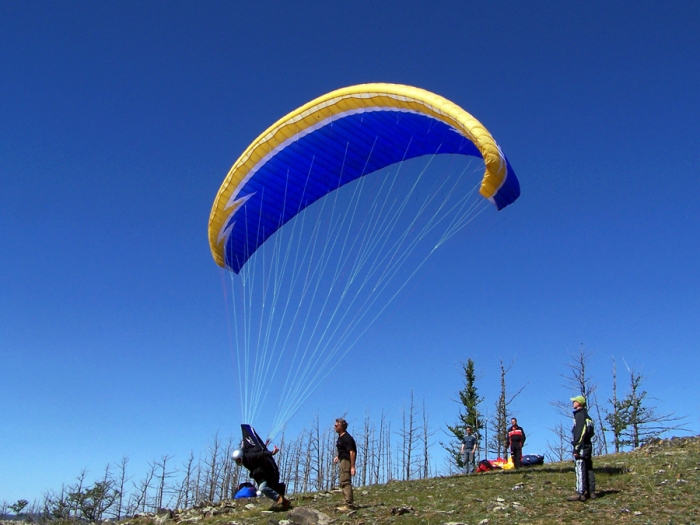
[209,83,520,273]
[209,83,521,437]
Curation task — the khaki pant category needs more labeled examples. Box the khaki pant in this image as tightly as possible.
[339,458,354,505]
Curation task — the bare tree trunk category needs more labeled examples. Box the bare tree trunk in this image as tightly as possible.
[386,419,394,482]
[218,437,237,500]
[153,455,174,510]
[193,458,204,505]
[546,422,569,463]
[373,411,387,485]
[361,413,371,486]
[325,423,336,490]
[132,462,155,513]
[114,456,130,519]
[591,392,608,455]
[308,416,324,491]
[301,428,313,493]
[629,369,642,448]
[610,358,621,452]
[283,432,304,495]
[399,390,419,480]
[204,434,221,502]
[176,452,195,509]
[422,400,430,479]
[490,360,526,458]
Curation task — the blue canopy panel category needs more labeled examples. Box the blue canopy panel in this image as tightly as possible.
[223,110,482,273]
[493,157,519,211]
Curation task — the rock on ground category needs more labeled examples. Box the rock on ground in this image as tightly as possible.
[268,507,331,525]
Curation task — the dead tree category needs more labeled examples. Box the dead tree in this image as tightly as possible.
[192,460,204,505]
[549,345,605,456]
[218,436,240,500]
[421,400,434,478]
[131,462,155,513]
[280,430,305,494]
[299,428,313,493]
[325,421,339,490]
[152,455,175,510]
[489,359,526,458]
[372,411,389,485]
[545,422,569,463]
[552,345,597,417]
[384,417,394,482]
[398,390,419,480]
[202,433,222,502]
[113,456,131,519]
[590,391,608,455]
[308,416,326,491]
[175,452,196,509]
[359,413,372,486]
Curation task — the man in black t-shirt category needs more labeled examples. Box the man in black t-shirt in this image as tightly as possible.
[333,418,357,511]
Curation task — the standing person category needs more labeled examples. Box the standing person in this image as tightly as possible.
[567,395,596,501]
[333,417,357,511]
[233,445,291,510]
[507,417,526,468]
[460,426,478,474]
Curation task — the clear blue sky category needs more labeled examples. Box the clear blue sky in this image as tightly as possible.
[2,0,699,504]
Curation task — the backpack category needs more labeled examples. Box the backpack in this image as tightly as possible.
[476,459,493,472]
[234,482,258,499]
[521,454,545,466]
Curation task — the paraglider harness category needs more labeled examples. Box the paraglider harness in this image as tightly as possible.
[239,424,286,496]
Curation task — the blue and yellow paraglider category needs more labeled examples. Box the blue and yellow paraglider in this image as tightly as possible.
[209,83,520,437]
[209,83,519,273]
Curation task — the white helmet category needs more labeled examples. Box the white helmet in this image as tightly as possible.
[232,449,244,462]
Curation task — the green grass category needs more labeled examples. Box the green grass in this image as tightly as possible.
[124,436,700,525]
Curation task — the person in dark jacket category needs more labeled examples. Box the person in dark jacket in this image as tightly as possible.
[233,445,291,510]
[567,395,596,501]
[507,418,526,468]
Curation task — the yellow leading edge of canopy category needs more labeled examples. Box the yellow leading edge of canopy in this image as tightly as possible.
[208,83,506,269]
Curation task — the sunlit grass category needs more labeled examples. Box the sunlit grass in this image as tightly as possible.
[120,436,699,525]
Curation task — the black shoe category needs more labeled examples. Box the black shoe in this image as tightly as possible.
[567,494,587,502]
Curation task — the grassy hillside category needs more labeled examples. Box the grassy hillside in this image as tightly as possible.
[124,436,699,525]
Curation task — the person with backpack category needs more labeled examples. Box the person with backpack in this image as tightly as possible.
[233,426,291,511]
[567,395,597,501]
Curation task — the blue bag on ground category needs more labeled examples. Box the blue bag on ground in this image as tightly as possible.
[521,454,544,466]
[235,482,258,499]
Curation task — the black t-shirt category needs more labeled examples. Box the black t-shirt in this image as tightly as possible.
[336,432,357,461]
